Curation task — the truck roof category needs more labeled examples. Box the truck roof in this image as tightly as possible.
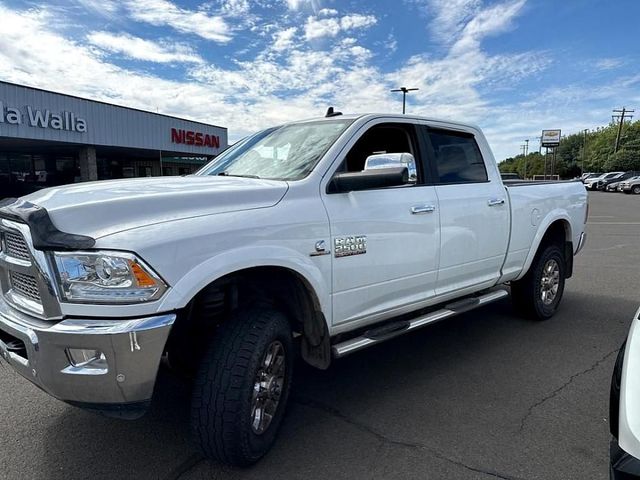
[287,113,482,133]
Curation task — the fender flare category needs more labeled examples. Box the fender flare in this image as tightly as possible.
[514,210,573,281]
[157,245,331,323]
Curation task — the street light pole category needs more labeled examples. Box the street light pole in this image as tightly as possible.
[524,139,529,179]
[391,87,419,114]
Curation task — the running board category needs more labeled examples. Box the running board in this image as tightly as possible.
[331,289,510,359]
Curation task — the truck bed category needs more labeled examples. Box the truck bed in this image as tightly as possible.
[499,179,587,283]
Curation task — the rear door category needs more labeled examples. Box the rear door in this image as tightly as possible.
[421,127,510,295]
[321,120,440,328]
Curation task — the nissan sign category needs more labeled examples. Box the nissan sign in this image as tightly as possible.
[171,128,220,149]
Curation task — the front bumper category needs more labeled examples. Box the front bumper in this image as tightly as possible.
[0,294,175,414]
[611,439,640,479]
[619,308,640,461]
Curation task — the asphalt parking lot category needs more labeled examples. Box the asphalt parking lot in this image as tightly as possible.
[1,191,639,480]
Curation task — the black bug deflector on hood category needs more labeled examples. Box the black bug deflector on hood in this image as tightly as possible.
[0,198,96,250]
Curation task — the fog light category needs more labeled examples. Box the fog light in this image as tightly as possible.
[65,348,108,372]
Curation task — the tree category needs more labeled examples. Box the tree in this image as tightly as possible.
[498,119,640,178]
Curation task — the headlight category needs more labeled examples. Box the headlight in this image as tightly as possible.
[52,251,167,304]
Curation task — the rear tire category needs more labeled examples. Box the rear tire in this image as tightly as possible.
[511,243,566,320]
[191,307,293,466]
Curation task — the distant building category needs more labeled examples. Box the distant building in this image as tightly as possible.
[0,81,227,198]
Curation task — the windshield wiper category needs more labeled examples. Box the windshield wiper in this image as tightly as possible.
[217,172,261,179]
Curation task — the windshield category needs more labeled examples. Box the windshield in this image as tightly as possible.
[198,119,354,181]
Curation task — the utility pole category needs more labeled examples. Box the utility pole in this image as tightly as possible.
[524,139,529,179]
[613,107,634,152]
[390,87,419,114]
[537,136,542,153]
[581,129,589,175]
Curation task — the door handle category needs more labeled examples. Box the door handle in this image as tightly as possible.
[487,198,505,207]
[410,205,436,214]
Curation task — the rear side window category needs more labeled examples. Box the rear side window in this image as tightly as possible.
[428,129,488,184]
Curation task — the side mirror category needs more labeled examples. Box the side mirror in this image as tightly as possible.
[364,153,418,184]
[327,167,409,194]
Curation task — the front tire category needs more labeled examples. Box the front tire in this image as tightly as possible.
[511,243,566,320]
[632,185,640,195]
[191,307,293,466]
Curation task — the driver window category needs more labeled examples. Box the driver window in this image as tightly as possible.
[343,124,416,173]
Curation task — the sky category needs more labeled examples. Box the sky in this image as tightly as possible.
[0,0,638,161]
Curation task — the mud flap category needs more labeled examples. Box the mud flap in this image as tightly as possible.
[301,310,331,370]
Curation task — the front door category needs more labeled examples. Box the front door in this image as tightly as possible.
[322,121,440,328]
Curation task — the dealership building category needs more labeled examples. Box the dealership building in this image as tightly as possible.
[0,81,228,198]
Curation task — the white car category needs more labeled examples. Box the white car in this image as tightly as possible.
[0,113,588,466]
[610,307,640,478]
[585,172,625,190]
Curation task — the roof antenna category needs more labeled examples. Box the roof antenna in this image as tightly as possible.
[325,106,343,117]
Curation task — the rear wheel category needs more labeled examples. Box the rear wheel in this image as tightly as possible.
[191,307,293,466]
[511,243,566,320]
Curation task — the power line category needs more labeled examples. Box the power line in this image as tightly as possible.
[390,87,419,114]
[613,107,634,153]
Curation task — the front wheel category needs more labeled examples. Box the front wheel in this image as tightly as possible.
[511,243,566,320]
[191,307,293,466]
[632,185,640,195]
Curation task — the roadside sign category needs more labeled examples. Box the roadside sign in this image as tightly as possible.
[541,129,561,147]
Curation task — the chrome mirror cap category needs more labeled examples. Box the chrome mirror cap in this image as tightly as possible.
[364,152,417,184]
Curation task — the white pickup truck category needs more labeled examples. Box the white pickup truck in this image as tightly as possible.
[0,113,587,465]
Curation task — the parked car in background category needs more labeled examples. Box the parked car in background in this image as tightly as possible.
[609,176,640,192]
[600,172,640,191]
[585,172,624,190]
[621,176,640,194]
[610,306,640,479]
[582,173,603,183]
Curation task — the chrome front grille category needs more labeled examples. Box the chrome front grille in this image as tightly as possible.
[0,219,61,319]
[9,271,41,302]
[4,230,30,260]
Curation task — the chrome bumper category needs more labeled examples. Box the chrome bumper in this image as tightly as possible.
[0,294,175,408]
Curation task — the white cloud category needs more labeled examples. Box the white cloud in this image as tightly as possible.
[318,8,338,16]
[124,0,232,43]
[272,27,297,51]
[594,57,625,71]
[423,0,481,41]
[449,0,525,55]
[219,0,250,17]
[1,0,630,163]
[88,32,204,63]
[304,13,377,41]
[76,0,120,16]
[284,0,314,10]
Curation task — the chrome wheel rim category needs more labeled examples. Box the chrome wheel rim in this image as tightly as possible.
[540,259,560,305]
[250,340,286,435]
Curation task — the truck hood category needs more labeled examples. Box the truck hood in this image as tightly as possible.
[20,176,289,239]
